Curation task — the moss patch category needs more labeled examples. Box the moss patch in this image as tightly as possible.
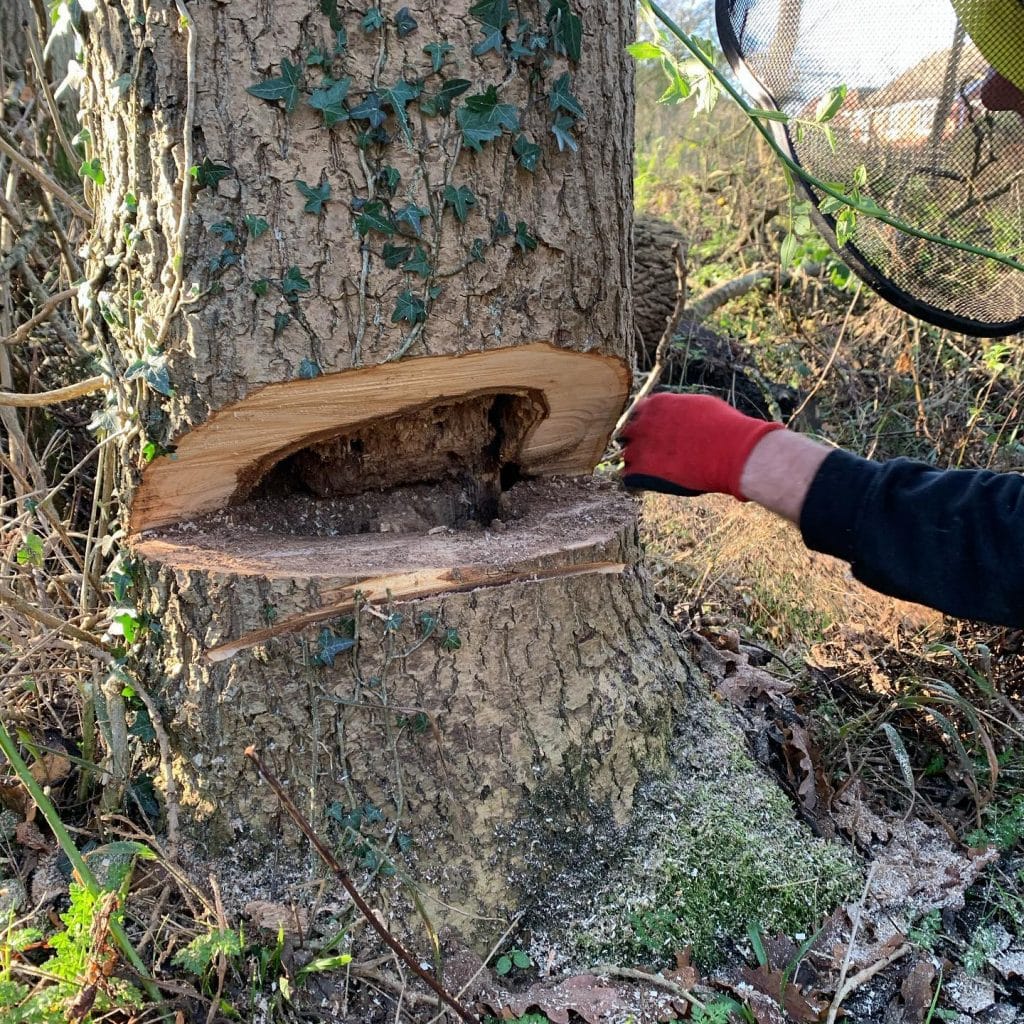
[528,689,861,968]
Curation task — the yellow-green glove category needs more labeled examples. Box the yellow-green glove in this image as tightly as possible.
[951,0,1024,90]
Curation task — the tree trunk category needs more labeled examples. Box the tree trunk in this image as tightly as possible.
[76,0,854,955]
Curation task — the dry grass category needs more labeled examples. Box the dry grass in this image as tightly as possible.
[640,493,944,650]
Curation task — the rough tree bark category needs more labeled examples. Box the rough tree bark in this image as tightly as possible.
[76,0,854,954]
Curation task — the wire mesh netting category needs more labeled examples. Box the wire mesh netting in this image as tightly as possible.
[717,0,1024,335]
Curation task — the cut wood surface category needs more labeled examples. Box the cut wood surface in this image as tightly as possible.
[135,476,630,579]
[132,344,629,532]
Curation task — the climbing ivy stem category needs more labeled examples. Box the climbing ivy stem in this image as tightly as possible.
[155,0,197,349]
[643,0,1024,275]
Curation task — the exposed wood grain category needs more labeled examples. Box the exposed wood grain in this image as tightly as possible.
[132,343,629,531]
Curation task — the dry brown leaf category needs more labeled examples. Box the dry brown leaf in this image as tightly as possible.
[664,947,700,990]
[29,752,72,786]
[479,973,678,1024]
[0,779,31,816]
[715,661,795,705]
[741,965,827,1023]
[15,819,50,852]
[900,959,936,1023]
[243,900,310,934]
[744,989,788,1024]
[831,780,891,846]
[782,724,819,812]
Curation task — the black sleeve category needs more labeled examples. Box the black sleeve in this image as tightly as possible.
[799,450,1024,628]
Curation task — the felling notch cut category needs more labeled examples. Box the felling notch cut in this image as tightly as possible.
[130,343,629,534]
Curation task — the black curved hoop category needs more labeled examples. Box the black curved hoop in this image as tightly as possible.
[714,0,1024,338]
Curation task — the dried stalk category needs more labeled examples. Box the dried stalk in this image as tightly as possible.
[0,127,93,224]
[0,373,105,407]
[245,747,480,1024]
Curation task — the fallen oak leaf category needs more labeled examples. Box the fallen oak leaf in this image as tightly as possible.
[15,819,50,852]
[741,965,827,1023]
[479,972,680,1024]
[29,751,72,786]
[782,723,819,813]
[900,959,936,1024]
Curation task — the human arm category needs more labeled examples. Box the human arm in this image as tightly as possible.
[620,393,1024,627]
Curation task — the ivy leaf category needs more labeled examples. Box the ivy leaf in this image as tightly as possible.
[296,178,331,214]
[80,157,105,186]
[470,0,512,28]
[550,114,578,152]
[457,86,519,150]
[423,40,453,74]
[627,40,663,60]
[548,72,584,117]
[515,220,537,253]
[349,92,387,128]
[382,242,412,269]
[380,79,422,139]
[469,0,511,55]
[281,265,311,297]
[443,184,476,223]
[471,0,512,29]
[124,350,172,396]
[546,0,582,62]
[361,7,384,31]
[393,202,430,236]
[420,77,471,117]
[274,311,291,333]
[321,0,344,31]
[247,58,303,113]
[191,158,233,189]
[403,246,432,277]
[377,165,401,195]
[491,210,512,240]
[297,358,322,379]
[512,134,541,172]
[394,7,418,37]
[308,76,351,126]
[209,221,237,242]
[353,200,394,236]
[251,278,270,296]
[306,48,327,66]
[244,214,269,238]
[335,28,348,54]
[392,290,427,324]
[314,627,354,665]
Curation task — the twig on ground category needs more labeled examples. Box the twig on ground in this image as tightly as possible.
[825,862,878,1024]
[425,914,523,1024]
[588,963,706,1012]
[827,943,912,1022]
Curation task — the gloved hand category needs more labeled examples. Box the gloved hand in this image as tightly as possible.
[619,393,786,500]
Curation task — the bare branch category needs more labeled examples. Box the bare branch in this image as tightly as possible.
[0,126,93,224]
[0,374,105,407]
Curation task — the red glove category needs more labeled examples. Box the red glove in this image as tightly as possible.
[619,393,785,500]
